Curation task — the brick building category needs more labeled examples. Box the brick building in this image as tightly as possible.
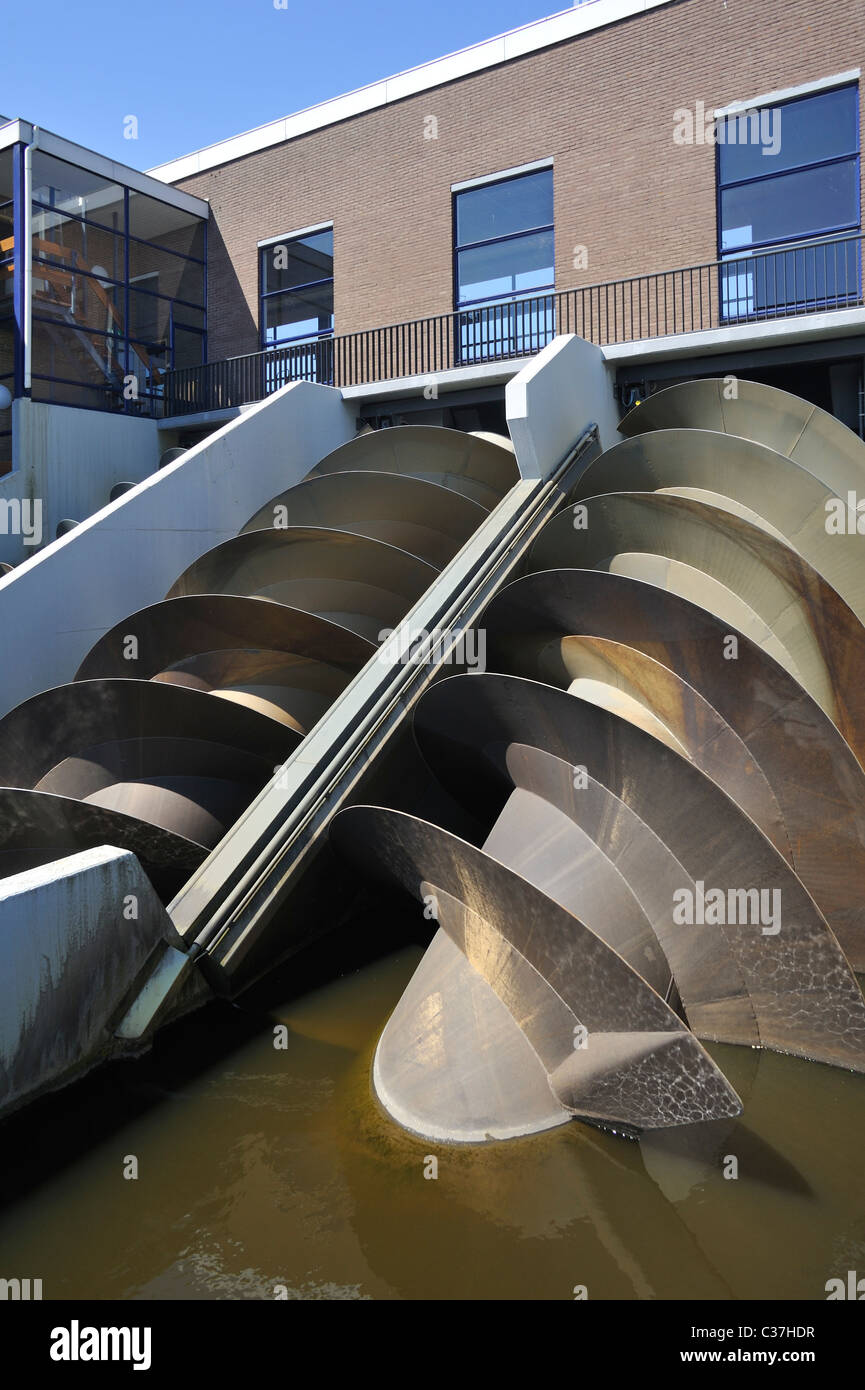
[1,0,863,491]
[157,0,865,373]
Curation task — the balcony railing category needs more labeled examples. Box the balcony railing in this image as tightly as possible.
[164,232,864,417]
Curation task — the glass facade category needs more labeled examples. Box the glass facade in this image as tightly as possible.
[27,151,206,413]
[717,84,861,318]
[0,141,208,444]
[453,166,555,362]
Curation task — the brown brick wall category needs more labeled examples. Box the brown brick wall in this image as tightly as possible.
[174,0,865,363]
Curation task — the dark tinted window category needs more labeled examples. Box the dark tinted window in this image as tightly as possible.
[718,84,860,254]
[455,169,553,246]
[720,162,860,251]
[719,85,858,183]
[454,168,554,310]
[260,230,333,296]
[260,229,334,346]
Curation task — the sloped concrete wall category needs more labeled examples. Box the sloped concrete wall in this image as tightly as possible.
[0,401,162,568]
[0,845,186,1118]
[0,379,355,718]
[506,334,622,479]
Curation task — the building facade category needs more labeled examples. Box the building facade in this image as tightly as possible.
[1,0,863,487]
[153,0,863,419]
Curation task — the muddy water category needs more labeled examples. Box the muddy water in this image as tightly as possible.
[1,927,864,1301]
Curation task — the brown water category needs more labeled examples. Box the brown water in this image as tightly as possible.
[1,931,864,1301]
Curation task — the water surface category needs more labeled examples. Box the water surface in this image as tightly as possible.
[1,931,863,1301]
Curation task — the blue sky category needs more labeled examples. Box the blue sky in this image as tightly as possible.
[3,0,559,169]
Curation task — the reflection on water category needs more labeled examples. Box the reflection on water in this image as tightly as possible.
[1,931,864,1301]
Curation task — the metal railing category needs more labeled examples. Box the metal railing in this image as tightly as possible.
[164,232,864,417]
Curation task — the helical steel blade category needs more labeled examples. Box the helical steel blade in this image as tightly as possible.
[5,392,865,1144]
[497,743,758,1048]
[531,490,865,762]
[75,595,374,734]
[618,378,865,501]
[331,805,743,1133]
[165,526,438,643]
[307,424,519,509]
[322,397,865,1145]
[0,425,519,906]
[483,568,865,969]
[411,672,865,1073]
[0,787,205,897]
[0,678,296,847]
[240,470,488,569]
[571,428,865,625]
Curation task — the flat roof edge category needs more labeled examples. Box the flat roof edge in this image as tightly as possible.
[147,0,671,185]
[1,121,210,217]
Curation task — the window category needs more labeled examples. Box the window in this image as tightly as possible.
[129,275,163,344]
[128,190,206,260]
[259,227,334,384]
[453,166,554,362]
[717,83,861,319]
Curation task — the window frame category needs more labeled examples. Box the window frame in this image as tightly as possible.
[258,223,334,351]
[452,165,555,312]
[25,155,207,410]
[714,80,861,323]
[715,81,861,258]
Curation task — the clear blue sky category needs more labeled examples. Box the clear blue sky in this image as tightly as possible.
[3,0,560,169]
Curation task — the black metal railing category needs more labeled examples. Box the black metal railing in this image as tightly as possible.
[164,232,864,417]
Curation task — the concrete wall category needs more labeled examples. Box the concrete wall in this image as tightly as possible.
[0,379,356,718]
[506,334,622,479]
[0,846,178,1118]
[170,0,865,362]
[0,400,163,567]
